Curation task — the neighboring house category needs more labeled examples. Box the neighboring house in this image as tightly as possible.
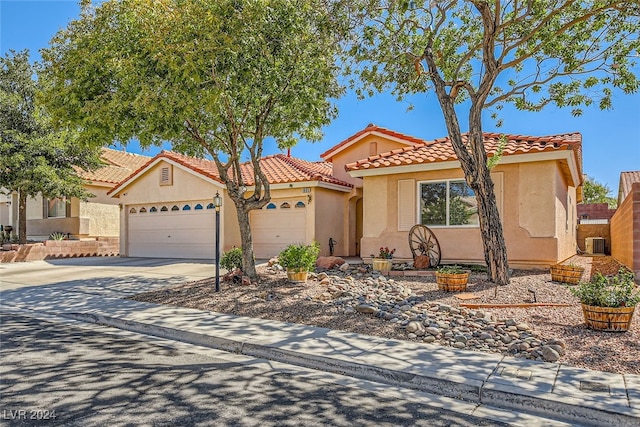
[576,203,615,255]
[108,151,353,259]
[0,148,149,240]
[577,203,616,223]
[611,171,640,279]
[341,125,583,269]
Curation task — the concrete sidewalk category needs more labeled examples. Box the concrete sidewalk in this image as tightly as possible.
[2,278,638,427]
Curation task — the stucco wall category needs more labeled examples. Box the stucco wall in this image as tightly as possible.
[553,167,578,261]
[611,182,640,278]
[328,134,409,187]
[26,194,43,220]
[313,187,347,257]
[360,160,570,268]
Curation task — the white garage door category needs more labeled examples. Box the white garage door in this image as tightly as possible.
[127,202,216,259]
[251,200,307,259]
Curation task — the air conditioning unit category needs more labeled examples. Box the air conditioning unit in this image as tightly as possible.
[585,237,606,255]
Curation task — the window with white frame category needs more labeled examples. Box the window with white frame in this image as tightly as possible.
[47,198,66,218]
[418,180,479,227]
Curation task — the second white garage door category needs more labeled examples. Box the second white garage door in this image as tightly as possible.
[127,202,216,259]
[251,201,307,259]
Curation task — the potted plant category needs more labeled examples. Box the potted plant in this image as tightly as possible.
[278,241,320,283]
[550,263,584,284]
[371,247,395,273]
[435,265,470,292]
[568,268,639,332]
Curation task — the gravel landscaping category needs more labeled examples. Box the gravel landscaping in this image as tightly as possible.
[130,255,639,375]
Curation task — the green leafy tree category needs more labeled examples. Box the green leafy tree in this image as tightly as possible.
[0,50,101,243]
[582,176,617,208]
[348,1,639,284]
[40,0,348,279]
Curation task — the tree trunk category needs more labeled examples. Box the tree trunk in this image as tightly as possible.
[473,159,510,285]
[235,203,258,280]
[18,190,27,244]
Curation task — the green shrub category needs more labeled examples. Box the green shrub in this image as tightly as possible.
[220,247,243,271]
[568,268,640,307]
[49,232,67,241]
[278,241,320,272]
[436,264,466,274]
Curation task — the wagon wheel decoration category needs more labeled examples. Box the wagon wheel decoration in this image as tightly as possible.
[408,224,441,268]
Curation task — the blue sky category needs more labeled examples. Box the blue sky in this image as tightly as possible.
[2,0,638,193]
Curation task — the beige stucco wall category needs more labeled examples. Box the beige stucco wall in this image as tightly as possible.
[326,134,408,187]
[26,194,43,220]
[313,187,348,257]
[553,167,578,262]
[359,160,575,268]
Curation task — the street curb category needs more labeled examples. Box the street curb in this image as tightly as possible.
[61,311,640,427]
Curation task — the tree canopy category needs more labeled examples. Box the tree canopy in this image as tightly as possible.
[348,0,639,284]
[40,0,349,278]
[582,176,617,208]
[0,50,102,243]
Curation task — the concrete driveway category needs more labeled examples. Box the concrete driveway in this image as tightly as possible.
[0,257,216,294]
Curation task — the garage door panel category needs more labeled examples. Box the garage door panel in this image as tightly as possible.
[127,204,215,259]
[251,208,306,259]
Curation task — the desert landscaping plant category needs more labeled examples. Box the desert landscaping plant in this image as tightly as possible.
[48,232,67,241]
[278,242,320,273]
[220,247,243,272]
[569,269,640,308]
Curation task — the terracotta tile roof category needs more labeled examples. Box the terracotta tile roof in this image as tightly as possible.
[109,151,351,195]
[618,171,640,204]
[320,123,426,160]
[345,132,583,174]
[78,148,151,185]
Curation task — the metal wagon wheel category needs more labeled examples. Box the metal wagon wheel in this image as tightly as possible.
[408,224,441,268]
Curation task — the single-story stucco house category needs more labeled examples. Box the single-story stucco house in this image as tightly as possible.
[108,124,583,269]
[0,148,149,240]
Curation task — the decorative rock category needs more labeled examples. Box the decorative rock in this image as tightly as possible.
[267,257,279,267]
[423,336,436,343]
[242,276,252,286]
[316,256,346,269]
[425,326,440,336]
[320,278,331,286]
[355,304,377,314]
[453,342,466,349]
[317,272,329,280]
[339,262,350,272]
[413,255,430,269]
[542,346,561,362]
[406,321,423,333]
[516,323,531,331]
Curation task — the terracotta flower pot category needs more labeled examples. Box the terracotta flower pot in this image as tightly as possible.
[581,303,635,332]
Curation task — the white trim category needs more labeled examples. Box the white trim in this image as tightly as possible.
[110,157,225,197]
[350,160,462,177]
[348,150,580,181]
[322,130,421,160]
[416,178,480,228]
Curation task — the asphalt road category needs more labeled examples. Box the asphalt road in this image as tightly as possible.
[0,312,509,427]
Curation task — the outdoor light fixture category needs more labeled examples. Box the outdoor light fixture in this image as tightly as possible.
[213,191,222,292]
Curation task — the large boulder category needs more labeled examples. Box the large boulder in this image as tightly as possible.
[316,256,345,269]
